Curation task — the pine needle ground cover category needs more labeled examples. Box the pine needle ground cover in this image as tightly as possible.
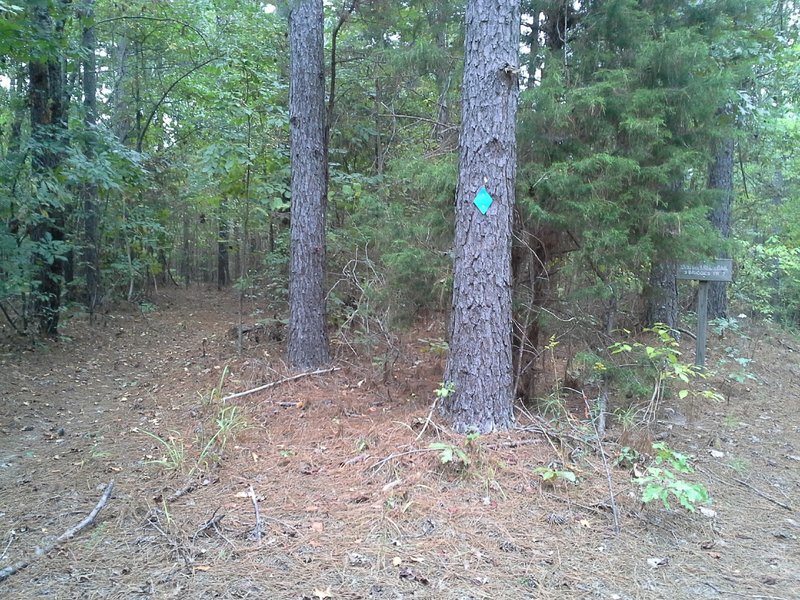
[0,288,797,599]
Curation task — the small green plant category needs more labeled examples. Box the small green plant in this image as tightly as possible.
[532,465,577,485]
[710,316,743,337]
[718,347,757,384]
[139,301,158,314]
[84,522,109,550]
[196,404,247,471]
[614,446,641,469]
[199,365,230,405]
[138,429,187,471]
[609,325,715,422]
[429,441,470,467]
[435,381,455,400]
[421,338,449,354]
[90,441,111,460]
[728,457,750,475]
[538,392,567,419]
[633,442,710,512]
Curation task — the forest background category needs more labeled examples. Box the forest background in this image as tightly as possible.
[1,0,800,408]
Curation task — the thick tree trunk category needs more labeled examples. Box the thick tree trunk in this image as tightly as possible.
[80,0,100,315]
[29,4,68,336]
[644,259,679,331]
[288,0,330,370]
[707,138,734,320]
[443,0,520,433]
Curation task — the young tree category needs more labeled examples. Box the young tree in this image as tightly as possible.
[442,0,520,433]
[287,0,330,370]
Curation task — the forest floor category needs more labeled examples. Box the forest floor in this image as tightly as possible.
[0,286,798,600]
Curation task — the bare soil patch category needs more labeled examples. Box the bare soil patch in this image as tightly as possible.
[0,288,798,599]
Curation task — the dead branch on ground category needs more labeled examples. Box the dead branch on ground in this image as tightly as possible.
[0,481,114,582]
[222,367,340,402]
[248,486,262,540]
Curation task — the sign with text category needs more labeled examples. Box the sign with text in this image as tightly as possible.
[677,259,733,282]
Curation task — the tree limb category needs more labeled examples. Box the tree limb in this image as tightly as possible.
[222,367,340,402]
[136,56,220,152]
[0,481,114,583]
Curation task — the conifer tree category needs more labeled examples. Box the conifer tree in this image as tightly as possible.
[442,0,520,433]
[288,0,330,370]
[28,1,69,335]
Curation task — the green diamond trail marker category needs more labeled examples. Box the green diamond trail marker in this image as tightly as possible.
[473,187,494,215]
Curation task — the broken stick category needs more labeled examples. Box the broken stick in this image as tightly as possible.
[0,480,114,582]
[222,367,340,402]
[249,485,262,540]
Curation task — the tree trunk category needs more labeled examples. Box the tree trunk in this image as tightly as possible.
[28,3,68,336]
[443,0,520,433]
[80,0,100,315]
[707,138,734,320]
[217,200,229,290]
[288,0,330,370]
[644,259,679,331]
[182,211,191,287]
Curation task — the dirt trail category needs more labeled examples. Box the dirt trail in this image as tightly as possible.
[0,288,798,599]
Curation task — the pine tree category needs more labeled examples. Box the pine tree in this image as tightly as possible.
[28,1,69,335]
[442,0,520,433]
[288,0,330,370]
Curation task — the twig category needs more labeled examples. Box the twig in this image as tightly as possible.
[340,452,370,467]
[486,439,542,450]
[365,447,440,474]
[224,367,340,402]
[0,301,25,336]
[415,398,438,442]
[193,508,225,540]
[249,486,262,541]
[153,478,197,504]
[148,512,193,567]
[167,480,197,503]
[582,394,621,534]
[698,466,795,512]
[733,477,794,512]
[0,531,15,561]
[0,481,114,582]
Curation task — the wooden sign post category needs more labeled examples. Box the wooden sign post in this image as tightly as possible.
[676,259,733,368]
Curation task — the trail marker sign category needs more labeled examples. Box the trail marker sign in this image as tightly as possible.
[677,259,733,367]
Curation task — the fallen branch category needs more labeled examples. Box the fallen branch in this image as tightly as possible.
[223,367,340,402]
[698,466,795,512]
[248,486,262,541]
[583,394,621,534]
[734,477,794,512]
[153,478,197,504]
[415,397,439,442]
[0,481,114,583]
[366,447,440,474]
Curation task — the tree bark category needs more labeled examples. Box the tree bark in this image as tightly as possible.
[707,138,734,320]
[644,259,679,331]
[288,0,330,370]
[28,3,68,335]
[217,200,229,290]
[80,0,100,315]
[443,0,520,433]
